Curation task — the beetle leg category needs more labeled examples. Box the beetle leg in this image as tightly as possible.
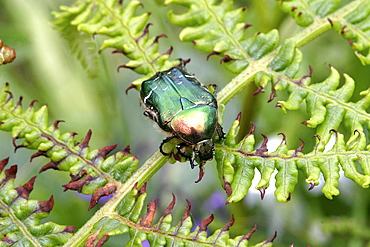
[176,143,196,168]
[160,136,175,156]
[207,84,218,96]
[143,111,152,119]
[190,158,196,169]
[143,109,158,122]
[216,123,225,140]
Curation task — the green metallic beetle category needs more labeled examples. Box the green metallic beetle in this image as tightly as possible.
[140,66,224,168]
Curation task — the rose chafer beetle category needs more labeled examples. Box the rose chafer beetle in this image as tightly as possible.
[140,66,224,168]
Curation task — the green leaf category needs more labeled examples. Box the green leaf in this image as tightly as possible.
[52,0,180,84]
[166,0,252,73]
[0,159,74,246]
[0,84,139,207]
[78,187,275,246]
[331,0,370,65]
[276,66,364,146]
[216,107,370,202]
[51,5,100,78]
[277,0,341,26]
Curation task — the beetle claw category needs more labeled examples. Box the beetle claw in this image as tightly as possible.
[190,158,196,169]
[176,143,193,162]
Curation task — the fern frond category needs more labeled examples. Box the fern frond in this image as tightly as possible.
[82,187,276,247]
[217,66,370,203]
[51,7,100,78]
[165,0,306,75]
[277,0,341,26]
[0,83,139,209]
[216,105,370,203]
[215,64,370,203]
[52,0,180,84]
[331,0,370,65]
[278,0,370,65]
[166,0,260,74]
[166,0,370,105]
[0,158,75,246]
[275,66,370,147]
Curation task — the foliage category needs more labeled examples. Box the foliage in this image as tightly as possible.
[0,158,74,246]
[0,0,370,246]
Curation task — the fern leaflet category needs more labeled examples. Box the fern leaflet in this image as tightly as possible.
[215,65,370,203]
[52,0,180,85]
[0,83,139,209]
[164,0,370,203]
[0,158,74,246]
[278,0,370,65]
[76,185,277,247]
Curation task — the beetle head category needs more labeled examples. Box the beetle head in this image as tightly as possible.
[194,139,214,163]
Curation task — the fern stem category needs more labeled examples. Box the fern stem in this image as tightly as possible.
[294,17,332,47]
[217,0,365,107]
[108,212,216,246]
[64,151,168,247]
[217,61,262,105]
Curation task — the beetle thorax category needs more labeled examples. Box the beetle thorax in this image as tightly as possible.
[170,105,217,144]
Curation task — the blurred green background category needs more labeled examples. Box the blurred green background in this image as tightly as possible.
[1,0,370,246]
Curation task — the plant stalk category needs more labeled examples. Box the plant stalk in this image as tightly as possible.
[64,151,168,247]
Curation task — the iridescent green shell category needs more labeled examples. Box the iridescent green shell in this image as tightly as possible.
[140,67,221,163]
